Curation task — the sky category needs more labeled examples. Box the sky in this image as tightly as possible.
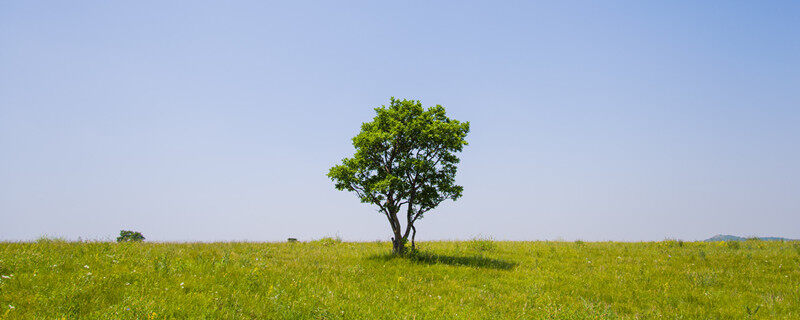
[2,1,799,242]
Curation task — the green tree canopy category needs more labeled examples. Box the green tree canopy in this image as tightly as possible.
[328,98,469,254]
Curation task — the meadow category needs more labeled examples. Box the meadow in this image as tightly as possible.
[1,239,798,319]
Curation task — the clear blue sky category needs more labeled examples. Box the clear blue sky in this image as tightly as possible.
[2,1,798,241]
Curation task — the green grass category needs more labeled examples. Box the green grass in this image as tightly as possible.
[1,240,799,319]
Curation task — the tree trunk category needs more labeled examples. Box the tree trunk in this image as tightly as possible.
[392,237,406,255]
[387,209,406,255]
[411,224,417,251]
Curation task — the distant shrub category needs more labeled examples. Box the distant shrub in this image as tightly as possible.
[468,236,495,252]
[116,230,145,242]
[574,240,585,246]
[662,239,684,248]
[35,236,67,244]
[725,241,741,250]
[314,236,342,246]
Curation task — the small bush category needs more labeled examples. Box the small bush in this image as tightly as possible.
[725,241,741,250]
[574,240,585,246]
[468,236,495,252]
[662,239,684,248]
[35,236,66,244]
[314,236,342,246]
[116,230,145,242]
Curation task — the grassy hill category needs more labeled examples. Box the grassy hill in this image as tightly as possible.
[1,239,799,319]
[705,234,796,242]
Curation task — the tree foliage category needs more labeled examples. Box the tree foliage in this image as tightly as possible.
[328,98,469,254]
[116,230,145,242]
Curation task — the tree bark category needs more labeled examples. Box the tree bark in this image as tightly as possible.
[392,237,406,255]
[387,209,406,255]
[410,224,417,251]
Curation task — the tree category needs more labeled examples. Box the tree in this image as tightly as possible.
[327,98,470,254]
[116,230,145,242]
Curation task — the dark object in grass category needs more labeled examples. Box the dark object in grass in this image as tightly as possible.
[287,238,298,242]
[116,230,145,242]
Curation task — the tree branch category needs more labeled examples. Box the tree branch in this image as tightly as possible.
[350,183,391,220]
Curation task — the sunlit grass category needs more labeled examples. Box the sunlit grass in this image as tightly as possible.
[1,240,798,319]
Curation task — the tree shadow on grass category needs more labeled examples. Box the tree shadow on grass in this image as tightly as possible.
[368,251,517,270]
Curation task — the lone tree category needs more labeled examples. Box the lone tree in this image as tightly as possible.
[116,230,145,242]
[327,98,469,254]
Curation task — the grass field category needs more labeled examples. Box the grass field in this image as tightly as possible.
[1,239,798,319]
